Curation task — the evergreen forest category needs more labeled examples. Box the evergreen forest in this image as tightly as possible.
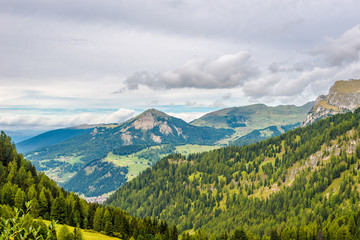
[0,131,177,239]
[107,109,360,239]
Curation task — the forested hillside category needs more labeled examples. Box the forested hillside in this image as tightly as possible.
[22,109,233,197]
[107,109,360,239]
[0,131,177,239]
[230,123,299,146]
[16,126,94,153]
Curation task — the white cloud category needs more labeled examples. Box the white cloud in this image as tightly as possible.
[165,112,207,123]
[123,51,258,90]
[0,108,138,128]
[312,25,360,66]
[1,0,360,133]
[241,24,360,104]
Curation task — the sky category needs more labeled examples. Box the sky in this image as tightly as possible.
[1,0,360,139]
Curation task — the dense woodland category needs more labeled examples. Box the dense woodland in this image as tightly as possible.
[107,109,360,239]
[0,131,177,239]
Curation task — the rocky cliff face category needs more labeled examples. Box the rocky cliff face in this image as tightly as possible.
[302,79,360,126]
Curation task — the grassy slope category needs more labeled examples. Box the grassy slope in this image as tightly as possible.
[107,144,220,182]
[43,220,119,240]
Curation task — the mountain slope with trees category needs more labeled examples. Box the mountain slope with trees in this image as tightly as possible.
[16,126,95,154]
[0,131,177,239]
[21,109,233,196]
[107,108,360,239]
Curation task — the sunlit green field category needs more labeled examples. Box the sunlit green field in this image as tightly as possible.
[43,220,119,240]
[106,144,219,181]
[175,144,220,156]
[105,151,152,181]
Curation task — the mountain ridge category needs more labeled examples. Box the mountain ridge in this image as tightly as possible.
[191,102,313,144]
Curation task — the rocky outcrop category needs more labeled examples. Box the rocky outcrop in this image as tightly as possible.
[302,79,360,126]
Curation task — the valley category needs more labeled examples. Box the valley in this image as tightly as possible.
[3,0,360,238]
[3,79,360,239]
[17,105,310,198]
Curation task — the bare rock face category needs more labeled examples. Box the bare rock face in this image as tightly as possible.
[302,79,360,126]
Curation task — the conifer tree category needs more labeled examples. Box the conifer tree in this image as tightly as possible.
[51,195,67,224]
[93,207,104,232]
[30,197,40,218]
[104,220,114,235]
[73,223,83,240]
[170,225,178,240]
[58,225,73,240]
[39,188,49,216]
[14,188,26,210]
[230,229,247,240]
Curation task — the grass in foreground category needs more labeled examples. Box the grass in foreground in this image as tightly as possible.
[43,220,119,240]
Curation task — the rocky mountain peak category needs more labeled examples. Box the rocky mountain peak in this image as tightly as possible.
[141,109,169,118]
[130,109,172,132]
[302,79,360,126]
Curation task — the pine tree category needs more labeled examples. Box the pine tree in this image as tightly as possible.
[58,225,74,240]
[51,196,68,224]
[104,220,114,235]
[30,197,40,218]
[1,182,15,206]
[104,209,112,224]
[27,185,37,200]
[14,188,26,210]
[73,223,83,240]
[270,230,279,240]
[230,229,247,240]
[93,207,104,232]
[170,225,178,240]
[39,188,48,216]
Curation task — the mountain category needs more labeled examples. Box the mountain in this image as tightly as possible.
[24,109,233,197]
[303,79,360,126]
[3,129,43,143]
[106,108,360,238]
[0,131,176,239]
[191,102,313,143]
[230,123,299,146]
[16,125,95,153]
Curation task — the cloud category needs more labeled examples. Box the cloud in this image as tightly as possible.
[1,0,360,131]
[165,112,207,123]
[209,100,226,108]
[242,24,360,103]
[123,51,258,90]
[312,25,360,66]
[222,93,231,99]
[0,108,137,128]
